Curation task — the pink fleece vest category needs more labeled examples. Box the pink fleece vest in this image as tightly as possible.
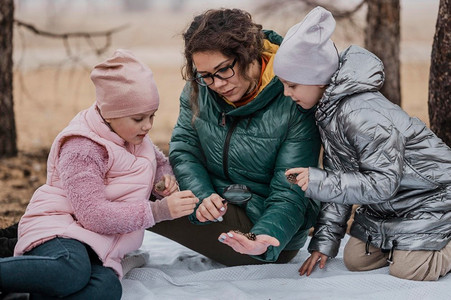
[15,103,157,277]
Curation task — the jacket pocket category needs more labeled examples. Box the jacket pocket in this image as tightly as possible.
[399,159,441,191]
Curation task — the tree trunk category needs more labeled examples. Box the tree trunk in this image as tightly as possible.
[428,0,450,146]
[365,0,401,106]
[0,0,17,157]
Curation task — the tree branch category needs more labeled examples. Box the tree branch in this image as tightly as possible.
[12,19,129,107]
[13,19,128,39]
[257,0,366,20]
[13,19,129,55]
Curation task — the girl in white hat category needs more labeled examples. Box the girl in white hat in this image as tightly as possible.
[274,6,451,281]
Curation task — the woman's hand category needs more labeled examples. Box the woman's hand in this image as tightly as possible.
[154,174,179,197]
[299,251,329,276]
[285,167,309,191]
[218,231,280,256]
[196,193,227,222]
[165,190,199,219]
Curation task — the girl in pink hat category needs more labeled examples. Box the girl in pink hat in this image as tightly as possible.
[0,49,198,299]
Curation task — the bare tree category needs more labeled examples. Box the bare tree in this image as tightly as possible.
[428,0,450,146]
[0,2,127,158]
[365,0,401,105]
[0,0,17,158]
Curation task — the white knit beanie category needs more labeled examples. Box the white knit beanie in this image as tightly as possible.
[274,6,339,85]
[91,49,160,119]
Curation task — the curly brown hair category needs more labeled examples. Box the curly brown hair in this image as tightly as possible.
[181,8,265,117]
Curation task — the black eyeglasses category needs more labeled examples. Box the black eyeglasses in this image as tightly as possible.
[192,58,237,86]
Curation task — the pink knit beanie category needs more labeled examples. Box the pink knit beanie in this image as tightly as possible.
[91,49,159,119]
[274,6,339,85]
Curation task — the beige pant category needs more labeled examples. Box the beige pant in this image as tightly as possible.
[343,236,451,281]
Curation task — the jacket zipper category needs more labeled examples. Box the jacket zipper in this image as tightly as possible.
[220,112,226,127]
[223,117,240,180]
[102,234,120,264]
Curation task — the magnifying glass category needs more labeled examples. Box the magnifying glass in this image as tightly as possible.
[222,184,252,205]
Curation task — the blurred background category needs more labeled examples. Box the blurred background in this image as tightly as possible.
[12,0,439,154]
[0,0,441,228]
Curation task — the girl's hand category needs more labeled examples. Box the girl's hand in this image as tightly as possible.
[196,193,227,222]
[165,190,199,219]
[218,231,280,256]
[299,251,329,276]
[285,167,309,191]
[154,174,179,197]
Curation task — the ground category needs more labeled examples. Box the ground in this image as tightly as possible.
[0,149,48,228]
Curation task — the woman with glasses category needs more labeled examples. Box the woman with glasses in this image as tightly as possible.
[149,8,322,266]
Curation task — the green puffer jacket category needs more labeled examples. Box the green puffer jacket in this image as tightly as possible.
[169,31,321,262]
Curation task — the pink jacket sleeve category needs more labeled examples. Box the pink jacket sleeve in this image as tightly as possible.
[57,137,167,235]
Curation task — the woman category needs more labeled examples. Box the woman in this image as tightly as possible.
[149,8,322,266]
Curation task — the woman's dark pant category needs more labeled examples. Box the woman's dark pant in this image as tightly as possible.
[148,204,298,266]
[0,237,122,299]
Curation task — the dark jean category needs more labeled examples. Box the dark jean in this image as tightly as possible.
[149,204,299,266]
[0,237,122,299]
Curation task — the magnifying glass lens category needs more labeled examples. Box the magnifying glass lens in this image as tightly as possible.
[223,184,252,205]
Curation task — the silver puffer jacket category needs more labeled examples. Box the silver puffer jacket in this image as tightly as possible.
[306,45,451,257]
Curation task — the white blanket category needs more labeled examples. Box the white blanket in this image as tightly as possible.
[121,231,450,300]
